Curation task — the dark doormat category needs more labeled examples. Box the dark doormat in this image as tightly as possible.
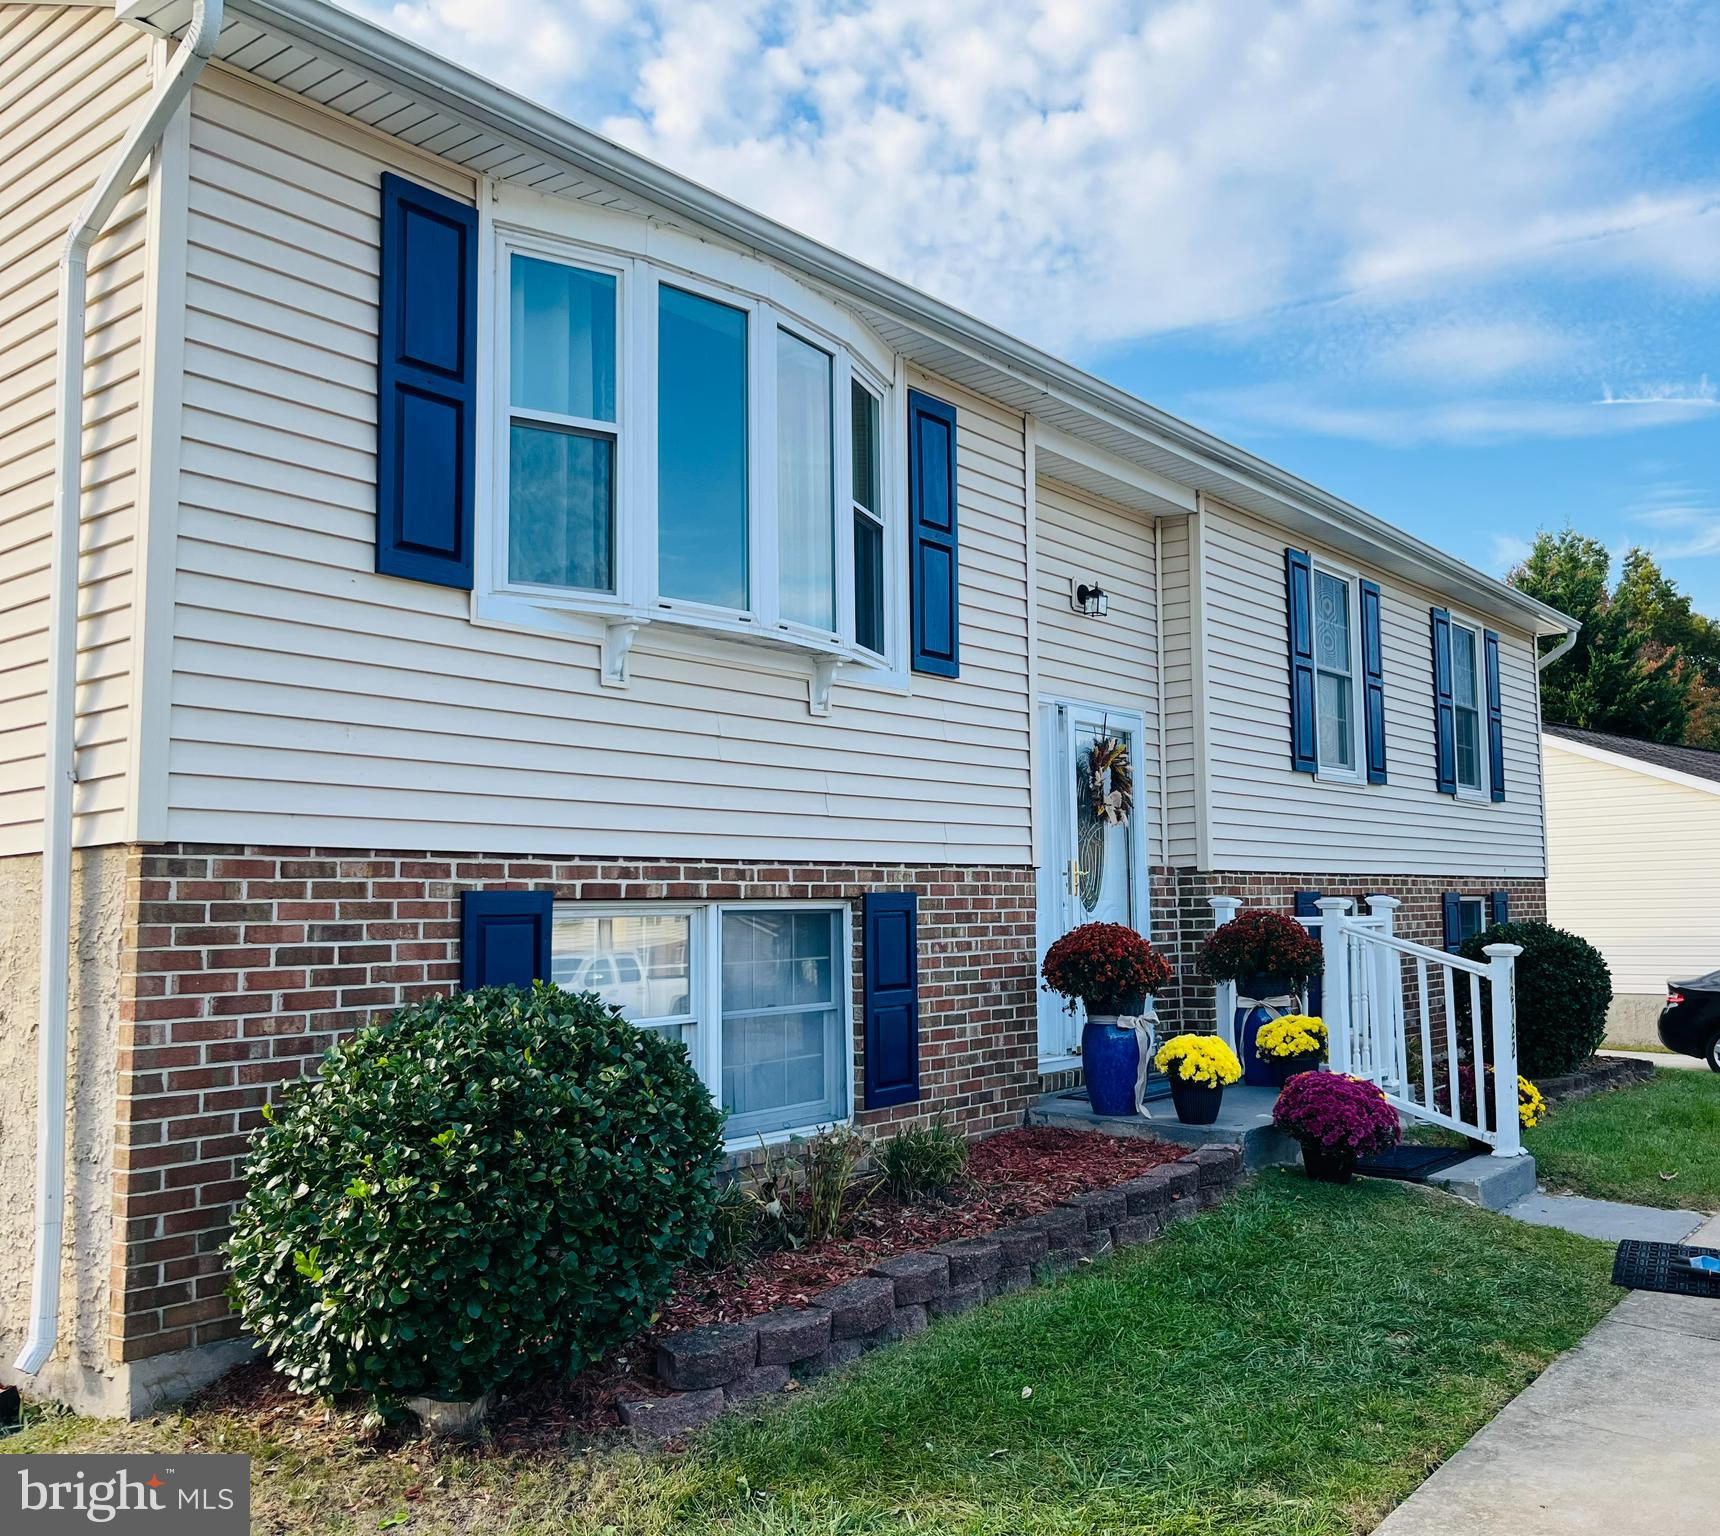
[1355,1144,1473,1182]
[1612,1239,1720,1298]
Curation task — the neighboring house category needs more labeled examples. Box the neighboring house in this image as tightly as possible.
[1544,725,1720,1044]
[0,0,1575,1413]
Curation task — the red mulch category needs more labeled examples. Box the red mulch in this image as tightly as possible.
[185,1127,1181,1456]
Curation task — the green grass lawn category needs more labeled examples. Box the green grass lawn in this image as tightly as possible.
[4,1175,1616,1536]
[1525,1069,1720,1210]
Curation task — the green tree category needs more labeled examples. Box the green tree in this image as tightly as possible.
[1509,529,1691,744]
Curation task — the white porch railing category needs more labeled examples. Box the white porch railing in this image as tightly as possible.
[1209,895,1525,1156]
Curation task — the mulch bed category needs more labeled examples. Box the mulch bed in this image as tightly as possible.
[185,1126,1181,1456]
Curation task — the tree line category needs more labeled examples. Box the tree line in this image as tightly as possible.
[1509,528,1720,749]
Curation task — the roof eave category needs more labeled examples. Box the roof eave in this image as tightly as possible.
[124,0,1578,639]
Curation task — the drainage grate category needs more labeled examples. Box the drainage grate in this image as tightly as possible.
[1611,1239,1720,1298]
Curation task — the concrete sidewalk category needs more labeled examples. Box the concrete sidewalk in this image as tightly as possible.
[1374,1213,1720,1535]
[1600,1048,1705,1070]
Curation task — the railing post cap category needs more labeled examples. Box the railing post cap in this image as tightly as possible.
[1482,942,1524,959]
[1364,894,1402,910]
[1207,895,1240,913]
[1313,896,1351,913]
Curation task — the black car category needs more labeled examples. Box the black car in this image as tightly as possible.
[1658,973,1720,1071]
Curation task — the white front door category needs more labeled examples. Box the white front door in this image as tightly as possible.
[1036,701,1148,1067]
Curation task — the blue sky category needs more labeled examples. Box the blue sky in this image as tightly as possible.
[354,0,1720,605]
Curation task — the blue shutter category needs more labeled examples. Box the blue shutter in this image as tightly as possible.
[1285,548,1317,773]
[1442,892,1462,954]
[461,891,551,990]
[1360,579,1387,784]
[1294,891,1323,1014]
[908,390,959,677]
[376,173,477,589]
[1491,890,1510,926]
[863,892,919,1108]
[1430,608,1456,795]
[1484,628,1505,802]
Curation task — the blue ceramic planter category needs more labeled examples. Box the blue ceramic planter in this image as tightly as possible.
[1236,1003,1283,1088]
[1082,1019,1142,1116]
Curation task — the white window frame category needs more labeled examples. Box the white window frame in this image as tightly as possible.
[1310,558,1363,784]
[1454,895,1487,946]
[1444,614,1488,799]
[478,208,907,691]
[552,899,853,1149]
[494,235,632,609]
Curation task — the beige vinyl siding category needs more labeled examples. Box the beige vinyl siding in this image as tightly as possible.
[1158,514,1197,865]
[1201,499,1545,876]
[1033,477,1162,845]
[166,70,1032,863]
[0,3,152,853]
[1545,741,1720,995]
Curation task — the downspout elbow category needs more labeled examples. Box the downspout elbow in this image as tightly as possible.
[1537,624,1579,674]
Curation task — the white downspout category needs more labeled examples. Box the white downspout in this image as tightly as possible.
[1536,625,1579,673]
[15,0,224,1380]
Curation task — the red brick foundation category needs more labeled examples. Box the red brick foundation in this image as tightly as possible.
[110,847,1039,1364]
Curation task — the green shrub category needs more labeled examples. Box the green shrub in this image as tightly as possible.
[1458,919,1612,1079]
[226,983,724,1403]
[877,1119,970,1201]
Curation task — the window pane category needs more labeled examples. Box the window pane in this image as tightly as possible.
[1317,671,1353,769]
[720,909,840,1134]
[851,379,879,515]
[1458,899,1485,942]
[1314,571,1350,672]
[1456,706,1481,788]
[854,510,884,655]
[508,422,613,590]
[1452,625,1478,709]
[552,910,692,1023]
[658,285,748,609]
[776,330,835,631]
[509,255,616,422]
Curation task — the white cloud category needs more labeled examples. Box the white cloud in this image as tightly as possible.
[1489,532,1535,573]
[1628,477,1720,558]
[1380,318,1575,385]
[340,0,1720,356]
[1192,386,1714,447]
[1596,376,1720,408]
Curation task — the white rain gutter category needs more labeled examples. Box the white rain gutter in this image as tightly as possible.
[15,0,224,1380]
[1536,626,1580,673]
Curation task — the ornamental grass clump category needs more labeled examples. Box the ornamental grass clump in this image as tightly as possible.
[1153,1034,1243,1087]
[1200,910,1323,987]
[1041,922,1173,1013]
[1255,1015,1328,1060]
[1272,1072,1401,1158]
[227,982,725,1404]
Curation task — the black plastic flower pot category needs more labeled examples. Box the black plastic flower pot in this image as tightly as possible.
[1270,1050,1322,1087]
[1301,1143,1358,1184]
[1169,1076,1223,1126]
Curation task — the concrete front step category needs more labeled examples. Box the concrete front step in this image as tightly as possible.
[1027,1084,1301,1171]
[1423,1151,1539,1211]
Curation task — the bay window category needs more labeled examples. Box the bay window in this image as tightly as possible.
[552,901,849,1143]
[492,231,898,671]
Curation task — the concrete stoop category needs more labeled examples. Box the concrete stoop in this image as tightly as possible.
[1423,1152,1539,1211]
[1028,1085,1301,1171]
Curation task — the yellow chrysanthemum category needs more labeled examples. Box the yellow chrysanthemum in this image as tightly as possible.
[1153,1033,1243,1088]
[1255,1015,1328,1059]
[1517,1076,1548,1129]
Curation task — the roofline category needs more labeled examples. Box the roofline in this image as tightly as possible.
[137,0,1576,638]
[1543,729,1720,800]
